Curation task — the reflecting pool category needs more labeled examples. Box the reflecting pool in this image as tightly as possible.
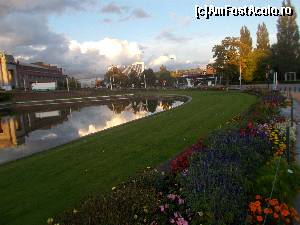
[0,96,185,164]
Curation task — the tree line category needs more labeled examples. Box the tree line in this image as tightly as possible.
[104,65,178,88]
[212,0,300,84]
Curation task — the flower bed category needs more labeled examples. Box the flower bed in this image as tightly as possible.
[51,91,300,225]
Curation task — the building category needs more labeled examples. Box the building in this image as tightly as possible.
[0,51,67,90]
[122,62,145,76]
[206,65,216,76]
[0,53,17,90]
[0,108,71,149]
[106,62,145,78]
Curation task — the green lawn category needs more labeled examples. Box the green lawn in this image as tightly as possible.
[0,90,256,225]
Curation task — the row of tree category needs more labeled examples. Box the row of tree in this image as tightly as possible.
[57,77,80,90]
[212,0,300,83]
[104,65,177,88]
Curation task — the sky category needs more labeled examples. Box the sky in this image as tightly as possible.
[0,0,299,78]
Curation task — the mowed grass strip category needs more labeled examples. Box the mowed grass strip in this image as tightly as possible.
[0,91,257,225]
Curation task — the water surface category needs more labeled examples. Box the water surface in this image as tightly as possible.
[0,96,184,164]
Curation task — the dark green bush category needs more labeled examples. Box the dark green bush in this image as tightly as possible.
[252,159,300,204]
[0,92,12,102]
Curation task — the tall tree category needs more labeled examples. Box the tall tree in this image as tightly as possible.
[253,23,272,81]
[240,26,253,58]
[256,23,270,51]
[275,0,300,77]
[240,26,253,81]
[105,66,126,87]
[212,37,240,84]
[142,68,156,87]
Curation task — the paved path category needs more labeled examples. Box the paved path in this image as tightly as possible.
[292,100,300,224]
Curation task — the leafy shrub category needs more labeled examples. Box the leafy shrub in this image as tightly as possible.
[55,175,161,225]
[252,160,300,204]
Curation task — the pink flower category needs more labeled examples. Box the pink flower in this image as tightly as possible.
[167,194,176,200]
[159,205,165,212]
[177,217,188,225]
[178,198,185,205]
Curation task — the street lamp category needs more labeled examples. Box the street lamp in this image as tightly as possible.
[66,77,69,92]
[239,58,242,89]
[143,73,147,89]
[170,56,178,88]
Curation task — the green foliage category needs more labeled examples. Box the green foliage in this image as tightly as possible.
[256,22,270,51]
[56,178,160,225]
[252,159,300,204]
[212,37,240,83]
[155,65,175,87]
[253,50,272,81]
[56,78,80,90]
[275,0,300,75]
[240,25,253,58]
[243,51,258,82]
[68,77,80,89]
[127,70,140,88]
[143,68,156,87]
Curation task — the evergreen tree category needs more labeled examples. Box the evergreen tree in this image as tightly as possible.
[256,23,270,51]
[275,0,300,77]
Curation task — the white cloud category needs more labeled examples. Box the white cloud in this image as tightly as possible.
[66,38,142,76]
[69,38,141,59]
[149,54,178,67]
[0,0,219,78]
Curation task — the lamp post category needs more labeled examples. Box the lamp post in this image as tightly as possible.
[170,56,178,88]
[239,58,242,89]
[143,73,147,89]
[23,77,27,92]
[66,77,69,92]
[110,76,113,91]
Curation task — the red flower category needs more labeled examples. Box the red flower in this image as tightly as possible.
[281,209,290,217]
[247,122,254,129]
[257,215,263,223]
[170,139,204,174]
[273,213,279,220]
[255,195,262,200]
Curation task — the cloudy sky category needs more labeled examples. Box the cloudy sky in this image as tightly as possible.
[0,0,299,78]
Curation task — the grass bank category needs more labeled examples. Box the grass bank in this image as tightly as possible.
[0,90,256,225]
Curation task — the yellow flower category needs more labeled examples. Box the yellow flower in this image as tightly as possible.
[47,218,54,224]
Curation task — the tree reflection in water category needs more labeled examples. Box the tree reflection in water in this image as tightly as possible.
[0,96,184,164]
